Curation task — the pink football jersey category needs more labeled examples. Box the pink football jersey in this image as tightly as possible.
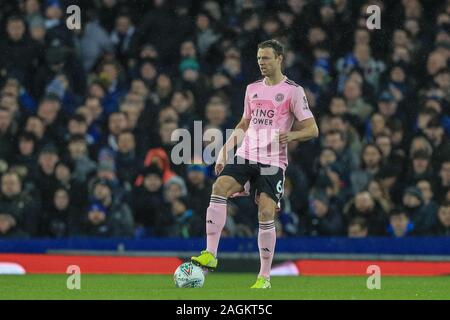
[235,76,314,170]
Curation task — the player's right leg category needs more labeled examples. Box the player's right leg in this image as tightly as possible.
[191,175,244,270]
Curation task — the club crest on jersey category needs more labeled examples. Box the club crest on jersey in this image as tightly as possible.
[275,93,284,102]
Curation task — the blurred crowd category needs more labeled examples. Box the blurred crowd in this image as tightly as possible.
[0,0,449,239]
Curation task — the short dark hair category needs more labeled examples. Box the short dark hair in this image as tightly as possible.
[258,39,284,57]
[389,207,408,218]
[440,200,450,209]
[326,129,344,141]
[69,114,87,124]
[6,15,24,24]
[18,131,37,143]
[69,134,87,144]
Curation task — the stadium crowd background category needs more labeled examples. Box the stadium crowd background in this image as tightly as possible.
[0,0,449,239]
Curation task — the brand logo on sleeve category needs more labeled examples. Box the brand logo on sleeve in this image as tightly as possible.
[303,96,309,110]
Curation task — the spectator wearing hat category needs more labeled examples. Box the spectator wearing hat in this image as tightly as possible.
[163,175,188,202]
[0,171,40,237]
[158,196,196,238]
[302,191,344,236]
[132,165,165,237]
[178,56,209,106]
[386,207,416,237]
[93,160,130,205]
[82,179,134,237]
[402,186,437,235]
[377,90,401,122]
[135,147,176,186]
[28,15,46,44]
[428,201,450,236]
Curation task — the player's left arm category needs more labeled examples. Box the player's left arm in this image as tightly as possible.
[279,118,319,144]
[279,86,319,144]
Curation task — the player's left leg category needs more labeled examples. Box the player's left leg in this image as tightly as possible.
[251,192,277,289]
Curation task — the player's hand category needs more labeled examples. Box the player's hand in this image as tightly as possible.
[215,162,224,176]
[215,149,227,175]
[215,152,226,175]
[278,132,294,145]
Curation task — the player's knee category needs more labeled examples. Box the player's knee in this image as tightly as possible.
[258,208,275,222]
[212,180,228,198]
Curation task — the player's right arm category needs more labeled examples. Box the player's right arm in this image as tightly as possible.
[215,117,250,175]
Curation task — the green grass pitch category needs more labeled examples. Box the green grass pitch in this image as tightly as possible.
[0,274,449,300]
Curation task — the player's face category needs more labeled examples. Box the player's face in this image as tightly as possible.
[257,48,281,77]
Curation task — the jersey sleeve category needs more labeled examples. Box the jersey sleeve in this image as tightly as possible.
[290,86,314,121]
[242,86,251,119]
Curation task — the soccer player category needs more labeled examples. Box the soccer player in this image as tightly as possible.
[191,40,319,288]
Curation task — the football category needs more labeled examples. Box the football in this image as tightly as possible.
[173,262,205,288]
